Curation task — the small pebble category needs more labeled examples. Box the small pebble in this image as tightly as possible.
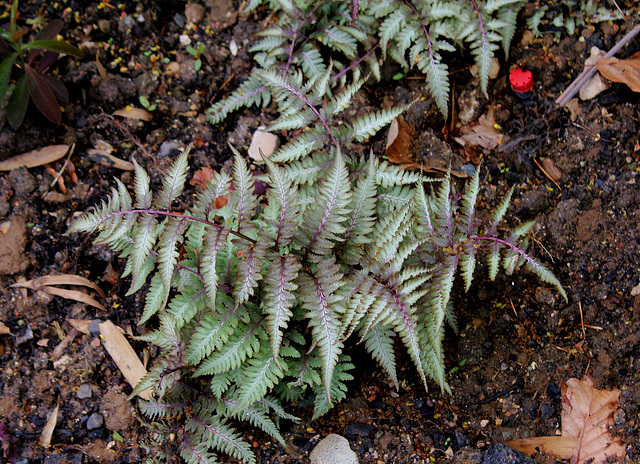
[77,384,92,399]
[230,39,238,56]
[86,413,104,430]
[88,320,101,337]
[248,129,279,161]
[310,434,358,464]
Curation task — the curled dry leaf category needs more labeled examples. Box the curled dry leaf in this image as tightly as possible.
[454,115,503,151]
[99,321,152,400]
[596,56,640,92]
[0,321,11,335]
[113,106,153,121]
[11,274,106,311]
[0,145,69,171]
[506,376,626,464]
[39,401,59,448]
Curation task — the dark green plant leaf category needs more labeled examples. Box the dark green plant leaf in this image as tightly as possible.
[33,20,64,41]
[0,53,18,104]
[24,64,61,124]
[23,40,82,58]
[39,73,68,101]
[7,75,28,128]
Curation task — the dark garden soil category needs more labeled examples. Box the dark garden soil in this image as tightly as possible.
[1,1,640,463]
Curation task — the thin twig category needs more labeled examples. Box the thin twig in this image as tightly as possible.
[556,22,640,107]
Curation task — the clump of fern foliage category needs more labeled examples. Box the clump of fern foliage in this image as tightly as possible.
[69,70,565,464]
[208,0,525,122]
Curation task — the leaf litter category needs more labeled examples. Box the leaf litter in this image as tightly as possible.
[506,376,626,463]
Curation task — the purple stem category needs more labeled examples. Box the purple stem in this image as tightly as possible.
[332,44,379,82]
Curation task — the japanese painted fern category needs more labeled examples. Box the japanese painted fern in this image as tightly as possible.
[209,0,525,121]
[70,73,565,464]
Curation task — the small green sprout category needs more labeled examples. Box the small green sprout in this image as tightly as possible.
[186,44,205,71]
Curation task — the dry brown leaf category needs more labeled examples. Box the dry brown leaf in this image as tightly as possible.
[86,150,135,171]
[505,436,577,459]
[190,166,217,189]
[99,321,152,400]
[113,107,153,121]
[0,145,70,171]
[454,116,503,151]
[66,318,92,335]
[597,56,640,92]
[506,376,626,463]
[11,274,106,311]
[39,401,59,448]
[385,116,415,167]
[0,321,11,335]
[562,377,626,464]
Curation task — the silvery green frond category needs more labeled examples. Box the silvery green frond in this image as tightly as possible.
[263,254,301,360]
[128,213,159,294]
[269,124,327,163]
[298,44,327,79]
[184,416,255,464]
[487,186,514,235]
[376,161,422,188]
[156,215,188,304]
[296,149,352,260]
[193,322,263,376]
[262,155,301,247]
[155,145,190,211]
[297,259,345,402]
[233,346,286,412]
[207,71,270,124]
[345,104,408,143]
[185,302,238,365]
[279,150,333,185]
[343,154,377,247]
[232,240,267,306]
[311,355,353,419]
[363,324,398,389]
[229,147,258,232]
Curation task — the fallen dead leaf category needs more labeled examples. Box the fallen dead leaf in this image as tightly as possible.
[0,145,70,171]
[506,376,626,464]
[385,116,414,166]
[11,274,106,311]
[39,401,59,448]
[190,166,216,188]
[66,318,92,335]
[0,321,11,335]
[113,106,153,121]
[99,321,152,400]
[454,115,503,151]
[580,47,609,100]
[597,56,640,92]
[86,139,135,170]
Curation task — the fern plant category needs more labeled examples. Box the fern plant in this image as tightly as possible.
[208,0,525,122]
[70,71,565,463]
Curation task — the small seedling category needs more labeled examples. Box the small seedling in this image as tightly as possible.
[139,95,156,111]
[186,44,205,71]
[0,0,82,127]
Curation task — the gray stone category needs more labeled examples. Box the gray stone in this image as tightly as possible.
[88,320,101,337]
[310,434,358,464]
[77,384,92,399]
[86,413,104,430]
[483,444,540,464]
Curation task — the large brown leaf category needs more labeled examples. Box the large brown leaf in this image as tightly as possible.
[506,376,626,464]
[597,56,640,92]
[562,377,626,464]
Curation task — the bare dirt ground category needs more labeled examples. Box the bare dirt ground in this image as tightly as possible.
[0,1,639,463]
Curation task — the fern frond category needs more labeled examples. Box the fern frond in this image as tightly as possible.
[155,146,190,211]
[229,147,258,232]
[186,303,237,364]
[269,124,327,163]
[156,216,188,304]
[207,71,270,124]
[262,156,301,247]
[194,323,263,376]
[232,241,267,306]
[344,104,408,143]
[296,149,352,260]
[263,254,301,360]
[297,259,344,402]
[233,347,286,412]
[312,355,353,419]
[179,439,220,464]
[185,416,255,464]
[363,324,398,389]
